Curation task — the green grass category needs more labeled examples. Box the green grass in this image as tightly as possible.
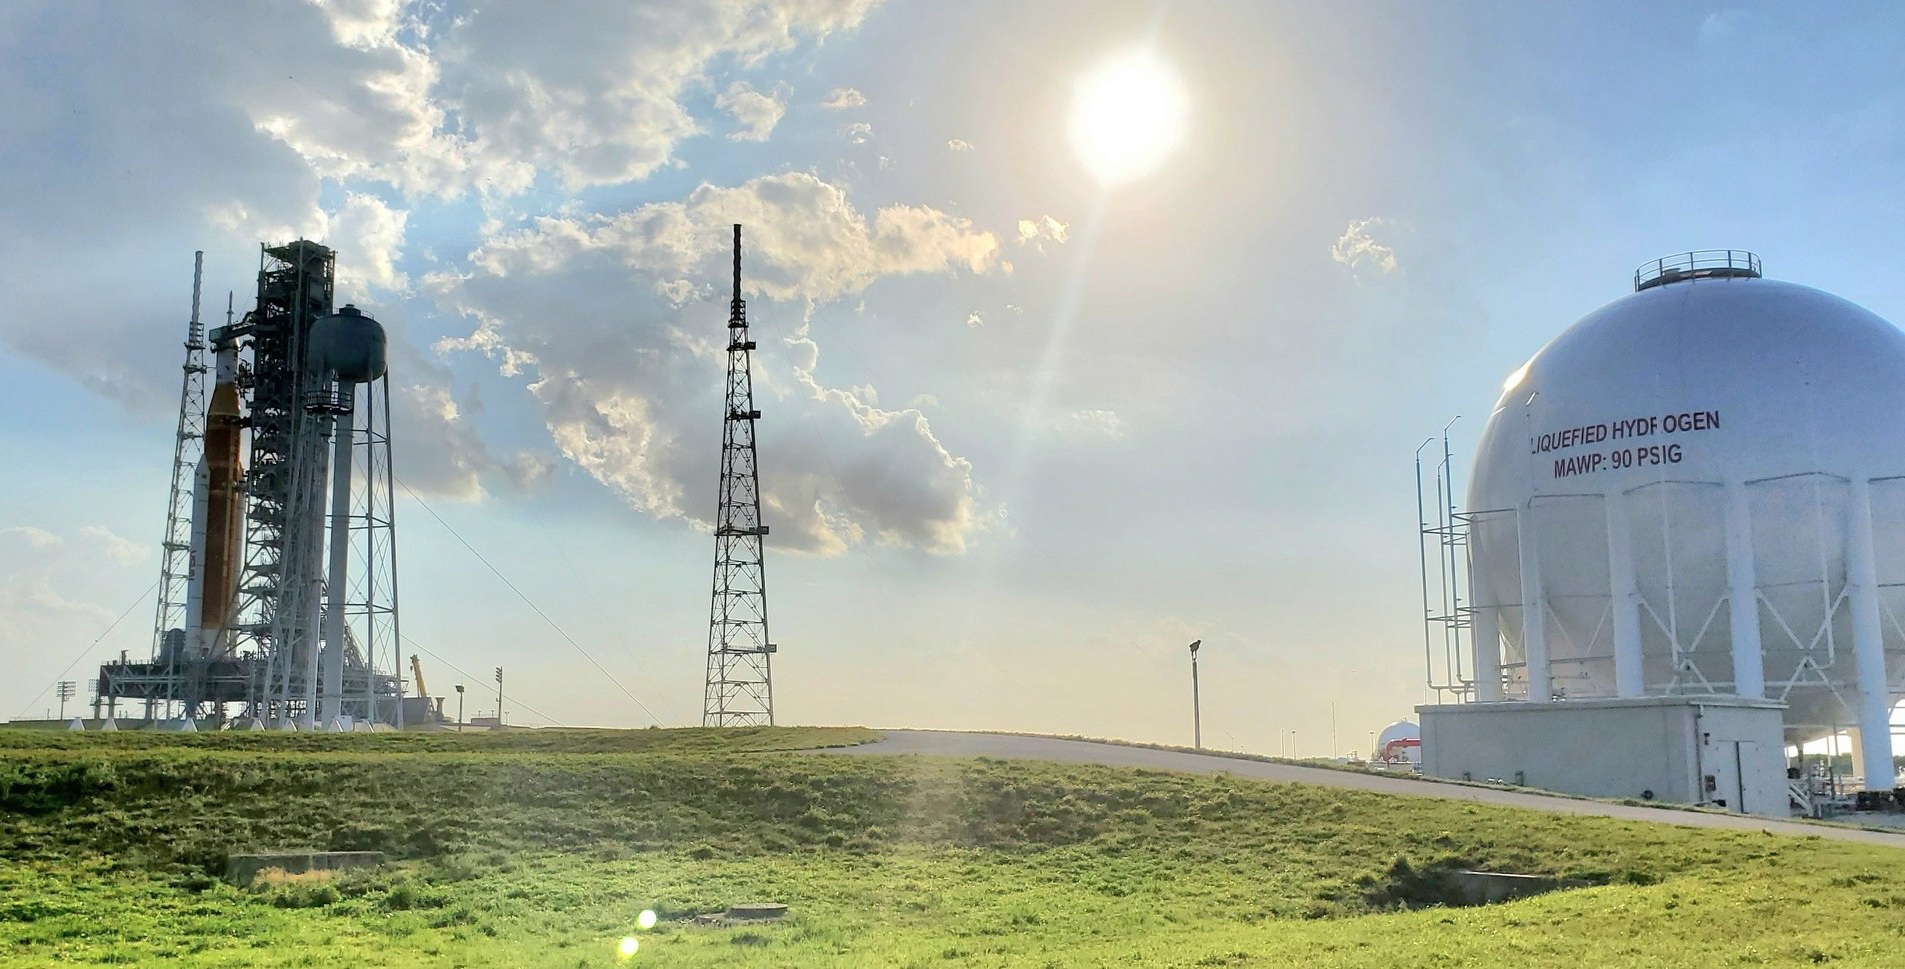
[3,727,1903,967]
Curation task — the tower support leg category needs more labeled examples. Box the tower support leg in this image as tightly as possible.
[1517,502,1550,701]
[1607,489,1646,697]
[1724,480,1765,697]
[320,385,356,725]
[1847,477,1893,788]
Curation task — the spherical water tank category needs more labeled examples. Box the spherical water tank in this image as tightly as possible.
[1376,719,1420,764]
[309,304,387,383]
[1468,252,1905,749]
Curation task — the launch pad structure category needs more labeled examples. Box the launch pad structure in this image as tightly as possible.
[95,243,405,728]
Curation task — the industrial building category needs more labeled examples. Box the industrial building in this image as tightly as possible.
[1418,251,1905,817]
[92,244,420,729]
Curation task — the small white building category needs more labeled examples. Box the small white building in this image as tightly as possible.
[1419,695,1789,816]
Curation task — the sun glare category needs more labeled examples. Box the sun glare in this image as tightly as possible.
[1069,49,1189,185]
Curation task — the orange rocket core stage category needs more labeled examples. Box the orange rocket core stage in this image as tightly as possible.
[198,378,244,656]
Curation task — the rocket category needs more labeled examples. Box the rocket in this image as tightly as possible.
[184,338,245,659]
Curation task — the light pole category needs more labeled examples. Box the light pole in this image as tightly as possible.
[56,681,76,721]
[493,667,504,727]
[454,685,465,733]
[1188,640,1202,750]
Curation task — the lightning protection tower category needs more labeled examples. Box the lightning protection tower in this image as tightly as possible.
[147,252,209,720]
[703,224,776,726]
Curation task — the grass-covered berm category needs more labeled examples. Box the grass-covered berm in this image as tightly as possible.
[4,727,1905,967]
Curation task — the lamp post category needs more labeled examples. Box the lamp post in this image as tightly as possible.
[1188,640,1202,750]
[494,666,504,728]
[454,685,465,734]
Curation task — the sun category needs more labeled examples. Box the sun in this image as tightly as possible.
[1069,49,1189,185]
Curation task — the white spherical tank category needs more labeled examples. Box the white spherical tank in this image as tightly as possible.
[1376,719,1421,765]
[1468,252,1905,763]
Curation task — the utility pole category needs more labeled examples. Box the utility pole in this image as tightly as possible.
[454,684,465,733]
[57,681,76,721]
[1187,640,1202,750]
[493,667,503,727]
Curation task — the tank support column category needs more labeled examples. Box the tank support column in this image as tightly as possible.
[1606,490,1645,697]
[1472,602,1502,701]
[1517,502,1551,700]
[319,383,356,726]
[1847,476,1893,787]
[1724,481,1765,697]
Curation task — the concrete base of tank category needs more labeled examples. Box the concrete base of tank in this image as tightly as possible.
[1417,695,1789,818]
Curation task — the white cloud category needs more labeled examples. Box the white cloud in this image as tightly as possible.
[0,527,61,550]
[947,138,974,152]
[78,526,146,567]
[841,121,873,145]
[965,311,984,328]
[1015,215,1070,251]
[324,192,410,296]
[414,0,878,191]
[1055,408,1125,439]
[716,81,787,142]
[312,0,407,48]
[820,87,866,110]
[1331,217,1398,275]
[430,173,1004,554]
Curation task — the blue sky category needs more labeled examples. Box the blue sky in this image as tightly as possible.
[1,0,1901,753]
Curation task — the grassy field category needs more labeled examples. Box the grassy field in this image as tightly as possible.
[4,727,1904,967]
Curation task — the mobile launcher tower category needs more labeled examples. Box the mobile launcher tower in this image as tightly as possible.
[96,243,403,729]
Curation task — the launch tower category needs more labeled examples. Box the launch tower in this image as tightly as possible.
[97,244,403,727]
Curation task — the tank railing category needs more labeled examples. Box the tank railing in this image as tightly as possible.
[1634,250,1762,291]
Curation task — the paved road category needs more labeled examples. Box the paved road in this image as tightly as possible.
[818,729,1905,847]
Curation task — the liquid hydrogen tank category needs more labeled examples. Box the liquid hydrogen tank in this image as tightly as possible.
[1466,252,1905,773]
[1375,719,1421,765]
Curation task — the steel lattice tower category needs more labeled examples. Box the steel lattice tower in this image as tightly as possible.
[704,224,776,726]
[148,253,208,719]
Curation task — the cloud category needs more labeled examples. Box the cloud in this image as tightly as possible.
[0,527,61,550]
[841,121,874,145]
[715,81,787,142]
[947,138,974,152]
[1015,215,1070,252]
[1331,217,1398,275]
[313,0,407,48]
[78,526,146,567]
[0,525,150,694]
[0,0,882,418]
[325,192,410,296]
[965,311,984,328]
[1055,408,1124,439]
[820,87,865,110]
[428,173,1003,554]
[394,0,878,191]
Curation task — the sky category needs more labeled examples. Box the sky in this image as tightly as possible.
[2,0,1902,756]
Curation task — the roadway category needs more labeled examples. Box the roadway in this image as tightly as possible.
[817,729,1905,847]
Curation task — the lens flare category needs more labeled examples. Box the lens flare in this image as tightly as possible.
[637,909,658,930]
[618,936,639,957]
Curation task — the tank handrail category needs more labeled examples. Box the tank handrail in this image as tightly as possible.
[1635,250,1761,291]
